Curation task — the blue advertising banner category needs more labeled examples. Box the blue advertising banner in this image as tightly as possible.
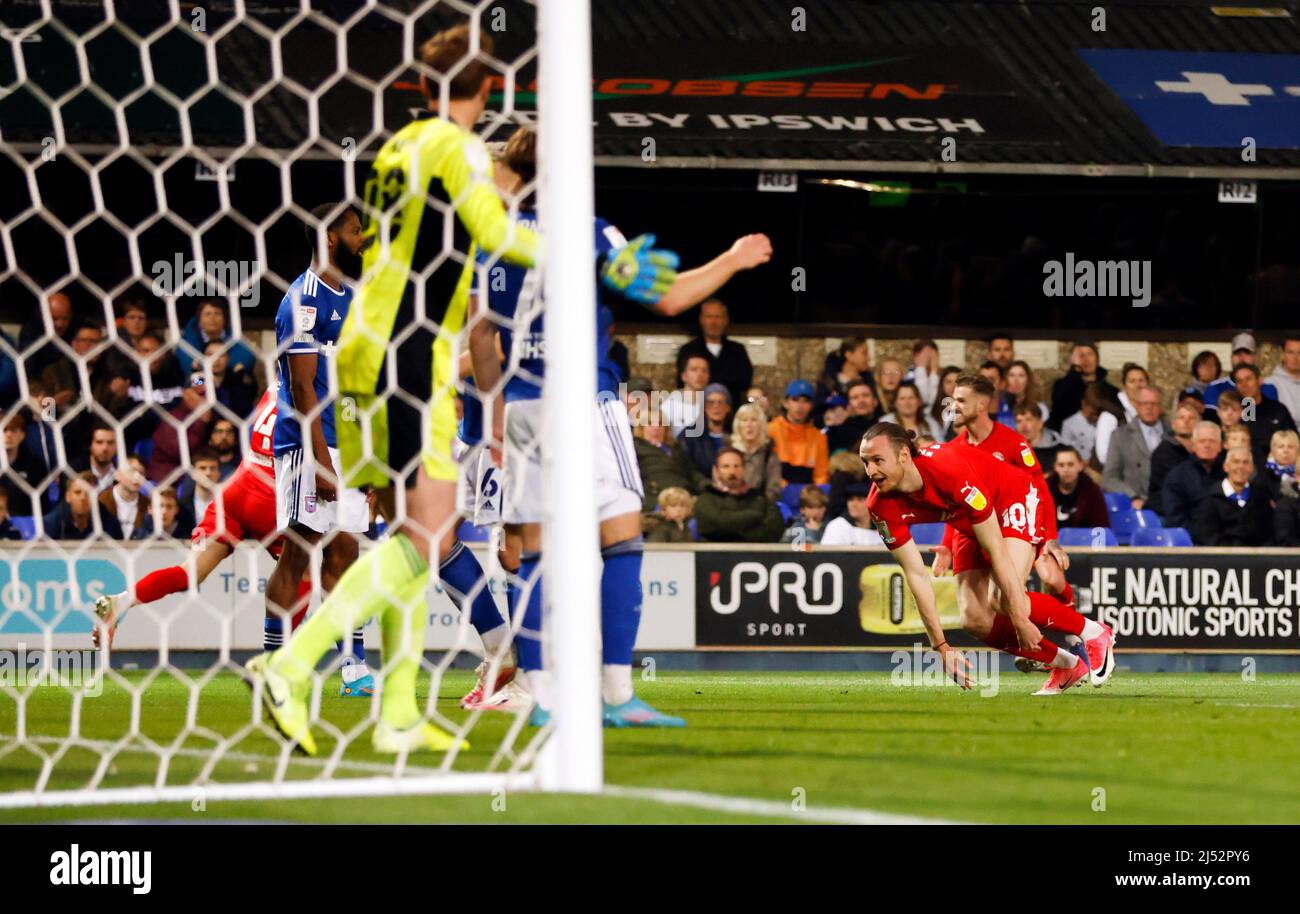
[1077,49,1300,149]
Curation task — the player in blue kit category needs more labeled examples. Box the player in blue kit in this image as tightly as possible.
[469,127,772,727]
[265,203,373,697]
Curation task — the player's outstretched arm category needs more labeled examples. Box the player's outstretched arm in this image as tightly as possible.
[971,515,1040,649]
[652,233,773,316]
[894,539,972,689]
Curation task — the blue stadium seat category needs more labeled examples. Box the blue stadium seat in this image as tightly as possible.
[133,438,154,463]
[1103,491,1131,515]
[10,516,36,541]
[909,522,947,546]
[456,520,490,543]
[1132,526,1193,547]
[1110,507,1161,544]
[779,484,806,513]
[687,518,699,541]
[1057,526,1118,547]
[777,502,793,524]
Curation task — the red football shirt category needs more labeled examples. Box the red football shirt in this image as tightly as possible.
[866,441,1017,550]
[242,388,277,480]
[953,423,1057,539]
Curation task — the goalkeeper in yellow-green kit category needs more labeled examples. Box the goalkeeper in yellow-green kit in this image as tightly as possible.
[246,23,678,755]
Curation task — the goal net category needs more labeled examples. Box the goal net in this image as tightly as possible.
[0,0,602,808]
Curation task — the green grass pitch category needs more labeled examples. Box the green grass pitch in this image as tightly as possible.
[2,669,1297,824]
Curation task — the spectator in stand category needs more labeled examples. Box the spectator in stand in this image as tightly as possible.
[0,489,24,541]
[76,421,119,494]
[1221,424,1254,473]
[132,486,191,541]
[1004,360,1048,423]
[874,357,903,415]
[1047,446,1109,529]
[1049,341,1120,432]
[744,384,772,420]
[178,447,221,527]
[1147,398,1201,516]
[123,331,187,450]
[1231,363,1296,463]
[1192,447,1274,547]
[41,471,124,541]
[903,339,940,410]
[880,381,943,441]
[825,380,882,454]
[633,417,697,509]
[201,339,258,420]
[146,374,210,485]
[177,299,256,378]
[679,383,731,480]
[0,326,20,409]
[1,410,49,518]
[1015,401,1062,469]
[1186,350,1223,399]
[768,379,829,486]
[819,482,884,547]
[1094,362,1148,467]
[977,361,1015,428]
[728,402,782,501]
[1061,382,1120,470]
[114,295,150,350]
[206,417,241,481]
[20,382,61,514]
[986,333,1014,371]
[1102,384,1171,510]
[20,291,79,380]
[821,395,849,436]
[1277,490,1300,547]
[1264,429,1299,497]
[815,336,874,424]
[98,455,149,539]
[675,299,753,407]
[1204,332,1278,414]
[1216,389,1244,428]
[1161,421,1225,530]
[642,487,696,544]
[57,323,121,454]
[1269,336,1300,426]
[930,365,961,442]
[825,449,867,521]
[662,353,709,437]
[693,447,784,543]
[780,484,829,545]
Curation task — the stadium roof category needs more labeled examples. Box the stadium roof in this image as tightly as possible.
[2,0,1299,177]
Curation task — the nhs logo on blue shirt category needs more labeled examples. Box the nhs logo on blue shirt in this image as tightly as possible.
[1077,49,1300,149]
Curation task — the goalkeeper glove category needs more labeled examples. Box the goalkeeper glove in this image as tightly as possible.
[599,233,679,305]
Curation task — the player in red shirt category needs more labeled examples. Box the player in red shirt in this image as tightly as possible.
[861,422,1114,694]
[940,375,1115,688]
[93,390,318,650]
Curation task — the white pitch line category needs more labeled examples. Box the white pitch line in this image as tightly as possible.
[603,785,962,825]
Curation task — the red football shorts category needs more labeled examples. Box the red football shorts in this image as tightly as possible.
[950,480,1048,573]
[191,464,282,556]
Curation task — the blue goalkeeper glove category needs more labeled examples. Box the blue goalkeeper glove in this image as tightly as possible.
[599,233,679,305]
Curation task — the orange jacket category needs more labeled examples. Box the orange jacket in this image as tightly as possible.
[767,416,829,486]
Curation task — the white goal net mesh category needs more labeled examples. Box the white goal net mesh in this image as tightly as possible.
[0,0,580,808]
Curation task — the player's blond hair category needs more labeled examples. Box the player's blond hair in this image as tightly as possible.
[419,24,494,100]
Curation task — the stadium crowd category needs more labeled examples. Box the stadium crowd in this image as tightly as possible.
[5,290,1300,551]
[0,293,262,542]
[632,311,1300,549]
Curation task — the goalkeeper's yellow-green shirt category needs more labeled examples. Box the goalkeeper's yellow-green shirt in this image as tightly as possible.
[336,114,538,488]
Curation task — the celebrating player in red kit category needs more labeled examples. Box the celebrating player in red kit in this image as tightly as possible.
[941,374,1094,681]
[93,389,314,649]
[861,422,1115,695]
